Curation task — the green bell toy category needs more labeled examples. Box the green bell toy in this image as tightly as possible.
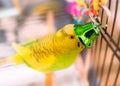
[74,22,102,48]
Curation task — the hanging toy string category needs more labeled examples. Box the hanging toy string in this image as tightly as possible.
[65,0,110,24]
[66,0,88,24]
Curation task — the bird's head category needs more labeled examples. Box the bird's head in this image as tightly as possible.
[56,24,85,52]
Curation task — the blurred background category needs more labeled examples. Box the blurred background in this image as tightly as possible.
[0,0,119,86]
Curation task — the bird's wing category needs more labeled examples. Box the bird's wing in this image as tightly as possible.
[23,39,37,47]
[12,43,31,57]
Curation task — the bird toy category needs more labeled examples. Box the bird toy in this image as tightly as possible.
[66,0,110,24]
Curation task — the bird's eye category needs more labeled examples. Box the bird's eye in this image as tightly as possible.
[70,35,74,39]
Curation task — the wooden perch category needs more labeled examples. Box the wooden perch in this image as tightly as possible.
[45,11,55,86]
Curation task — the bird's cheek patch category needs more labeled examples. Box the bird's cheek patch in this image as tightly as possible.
[77,42,80,47]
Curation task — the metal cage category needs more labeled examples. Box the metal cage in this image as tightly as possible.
[91,0,120,86]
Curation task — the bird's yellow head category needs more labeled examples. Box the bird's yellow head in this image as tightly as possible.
[56,24,85,52]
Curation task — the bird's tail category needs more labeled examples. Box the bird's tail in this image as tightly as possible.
[0,54,23,68]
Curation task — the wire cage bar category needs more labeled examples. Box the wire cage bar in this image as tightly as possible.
[91,0,120,86]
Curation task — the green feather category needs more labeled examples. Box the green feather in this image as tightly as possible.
[23,40,37,47]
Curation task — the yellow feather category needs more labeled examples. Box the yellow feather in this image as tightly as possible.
[12,54,23,65]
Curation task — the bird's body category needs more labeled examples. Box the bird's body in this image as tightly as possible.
[5,24,85,73]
